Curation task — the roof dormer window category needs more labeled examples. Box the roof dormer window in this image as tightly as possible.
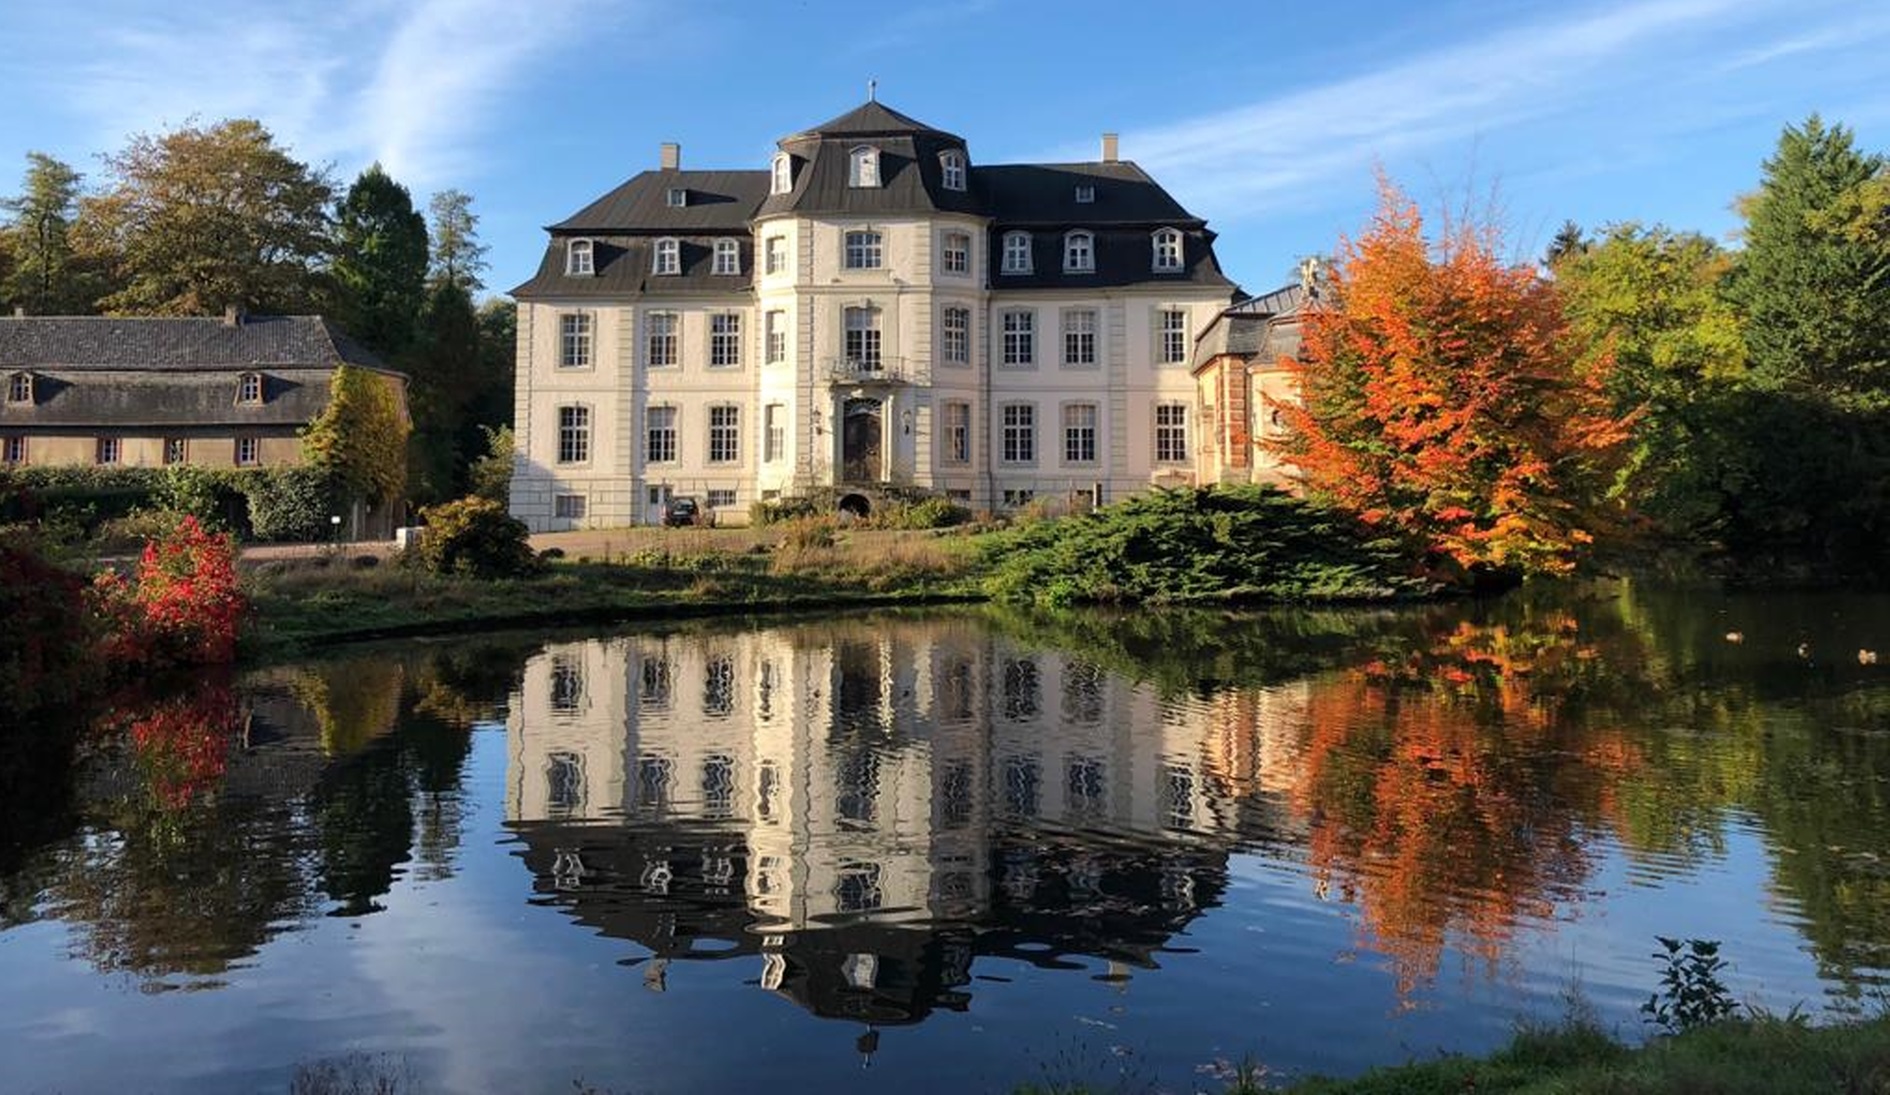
[939,149,966,192]
[1075,185,1095,204]
[1063,230,1094,274]
[770,152,793,195]
[1152,227,1184,272]
[653,238,681,275]
[5,371,31,405]
[666,187,687,208]
[712,238,740,276]
[566,238,595,276]
[237,372,263,405]
[1001,231,1032,275]
[848,146,880,189]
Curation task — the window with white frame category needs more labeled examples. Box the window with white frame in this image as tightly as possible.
[1075,184,1095,204]
[237,372,263,403]
[706,488,737,510]
[770,152,792,195]
[1063,309,1096,367]
[1001,403,1035,464]
[1063,230,1094,273]
[557,405,591,464]
[709,313,742,367]
[939,149,967,191]
[2,437,23,465]
[555,494,587,520]
[941,231,970,275]
[848,146,880,188]
[1000,309,1034,367]
[843,230,882,270]
[1158,308,1189,364]
[645,406,678,464]
[765,235,786,275]
[708,404,740,463]
[764,404,785,462]
[1001,231,1032,274]
[1063,403,1098,464]
[944,401,971,464]
[95,437,119,465]
[666,187,687,208]
[765,310,787,363]
[653,237,681,275]
[163,438,185,465]
[566,238,594,276]
[1002,488,1035,507]
[645,312,677,368]
[1154,403,1188,463]
[843,306,881,371]
[558,314,592,369]
[941,306,969,366]
[712,238,740,276]
[5,373,30,404]
[235,436,260,467]
[1152,227,1183,271]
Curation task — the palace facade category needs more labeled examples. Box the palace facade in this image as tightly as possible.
[508,100,1246,529]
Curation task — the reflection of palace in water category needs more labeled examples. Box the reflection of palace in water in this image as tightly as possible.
[504,617,1311,1025]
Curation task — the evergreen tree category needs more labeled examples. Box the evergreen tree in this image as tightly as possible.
[331,165,429,356]
[1726,115,1890,410]
[1544,219,1588,267]
[1,152,97,314]
[405,279,483,502]
[426,189,488,292]
[470,298,517,436]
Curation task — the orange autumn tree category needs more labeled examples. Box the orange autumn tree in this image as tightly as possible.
[1274,178,1631,578]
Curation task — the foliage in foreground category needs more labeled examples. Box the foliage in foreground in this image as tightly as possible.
[981,486,1436,608]
[413,496,535,579]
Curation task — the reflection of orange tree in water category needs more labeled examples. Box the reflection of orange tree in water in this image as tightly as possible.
[1292,607,1653,1000]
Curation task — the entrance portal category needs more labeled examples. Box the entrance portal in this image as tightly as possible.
[841,398,882,482]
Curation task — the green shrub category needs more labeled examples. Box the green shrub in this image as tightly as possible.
[246,467,340,542]
[415,496,536,579]
[467,425,515,504]
[870,496,970,530]
[779,515,837,551]
[0,466,167,532]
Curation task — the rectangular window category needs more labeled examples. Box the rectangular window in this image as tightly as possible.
[843,230,882,270]
[712,239,740,276]
[163,438,186,465]
[6,373,31,403]
[941,231,969,275]
[1063,232,1094,273]
[709,313,742,368]
[555,494,587,520]
[765,310,787,364]
[1002,488,1035,507]
[1001,232,1031,274]
[560,313,592,369]
[1063,309,1096,367]
[3,437,25,464]
[1001,403,1035,464]
[1063,404,1097,464]
[844,306,881,372]
[645,406,677,464]
[944,402,971,464]
[646,312,677,368]
[764,404,785,463]
[707,488,737,509]
[1158,309,1189,365]
[95,437,119,465]
[567,239,594,276]
[1155,403,1188,463]
[557,405,591,464]
[708,405,740,464]
[1001,310,1034,367]
[941,306,969,366]
[237,372,263,404]
[235,436,260,466]
[765,236,786,275]
[653,238,680,274]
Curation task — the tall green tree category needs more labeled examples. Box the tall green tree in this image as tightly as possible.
[426,189,487,292]
[331,165,429,356]
[78,119,333,316]
[471,297,517,432]
[1,152,97,314]
[405,280,482,502]
[1726,115,1890,410]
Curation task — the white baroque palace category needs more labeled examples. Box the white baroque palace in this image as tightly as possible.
[508,100,1244,530]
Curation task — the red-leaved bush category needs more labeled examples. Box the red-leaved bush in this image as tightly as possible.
[93,516,246,669]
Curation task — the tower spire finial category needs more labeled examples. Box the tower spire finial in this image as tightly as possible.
[867,78,877,102]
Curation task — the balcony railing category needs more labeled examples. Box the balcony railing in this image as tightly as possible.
[823,357,924,385]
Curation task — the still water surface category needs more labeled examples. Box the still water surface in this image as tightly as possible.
[3,586,1889,1093]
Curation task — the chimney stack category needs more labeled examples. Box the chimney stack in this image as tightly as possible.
[10,305,23,318]
[660,142,680,170]
[223,303,242,327]
[1101,132,1119,163]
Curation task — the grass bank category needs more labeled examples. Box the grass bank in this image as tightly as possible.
[240,527,983,657]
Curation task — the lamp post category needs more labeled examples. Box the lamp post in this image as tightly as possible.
[329,513,342,550]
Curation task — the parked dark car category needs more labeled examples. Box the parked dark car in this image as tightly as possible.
[661,496,711,527]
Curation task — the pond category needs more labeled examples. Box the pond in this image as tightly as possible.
[2,585,1889,1093]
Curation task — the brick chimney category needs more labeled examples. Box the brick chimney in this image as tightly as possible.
[10,305,23,318]
[223,303,243,327]
[1101,133,1119,162]
[660,142,680,170]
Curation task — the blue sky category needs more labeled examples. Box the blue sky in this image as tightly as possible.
[2,0,1887,299]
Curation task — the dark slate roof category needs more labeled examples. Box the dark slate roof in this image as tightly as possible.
[2,368,334,429]
[979,163,1199,225]
[1193,284,1310,365]
[0,315,387,371]
[548,170,770,234]
[758,102,979,220]
[516,234,754,299]
[786,100,961,142]
[986,225,1233,292]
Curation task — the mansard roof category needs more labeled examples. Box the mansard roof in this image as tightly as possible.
[519,235,755,299]
[784,100,962,143]
[1193,284,1311,365]
[549,169,770,234]
[979,163,1201,226]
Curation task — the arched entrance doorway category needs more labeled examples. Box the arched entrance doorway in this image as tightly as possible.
[842,398,882,482]
[837,493,871,520]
